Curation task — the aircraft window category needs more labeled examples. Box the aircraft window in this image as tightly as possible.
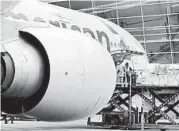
[1,0,20,14]
[118,43,120,47]
[53,21,60,27]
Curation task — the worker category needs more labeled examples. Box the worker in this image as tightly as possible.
[116,63,123,83]
[131,70,137,85]
[123,62,132,87]
[10,116,14,124]
[3,114,8,124]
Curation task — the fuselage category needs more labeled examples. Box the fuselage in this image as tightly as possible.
[1,0,148,70]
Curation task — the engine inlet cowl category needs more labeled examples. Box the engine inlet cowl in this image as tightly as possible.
[2,28,116,121]
[1,52,15,93]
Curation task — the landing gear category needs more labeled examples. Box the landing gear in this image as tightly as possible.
[1,113,14,124]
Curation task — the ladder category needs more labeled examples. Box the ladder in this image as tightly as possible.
[110,100,125,112]
[110,90,123,102]
[101,90,123,112]
[109,90,125,112]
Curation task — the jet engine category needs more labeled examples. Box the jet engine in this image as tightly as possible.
[1,28,116,121]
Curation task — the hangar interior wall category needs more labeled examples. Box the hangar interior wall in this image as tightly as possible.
[52,0,179,64]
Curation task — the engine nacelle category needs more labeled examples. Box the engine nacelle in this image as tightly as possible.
[1,28,116,121]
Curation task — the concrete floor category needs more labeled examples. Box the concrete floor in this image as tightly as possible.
[1,119,178,131]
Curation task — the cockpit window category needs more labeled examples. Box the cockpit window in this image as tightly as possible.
[1,0,20,14]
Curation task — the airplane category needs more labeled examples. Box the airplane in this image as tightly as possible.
[1,0,148,121]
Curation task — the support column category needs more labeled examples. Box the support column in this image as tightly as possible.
[152,94,156,124]
[128,74,132,125]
